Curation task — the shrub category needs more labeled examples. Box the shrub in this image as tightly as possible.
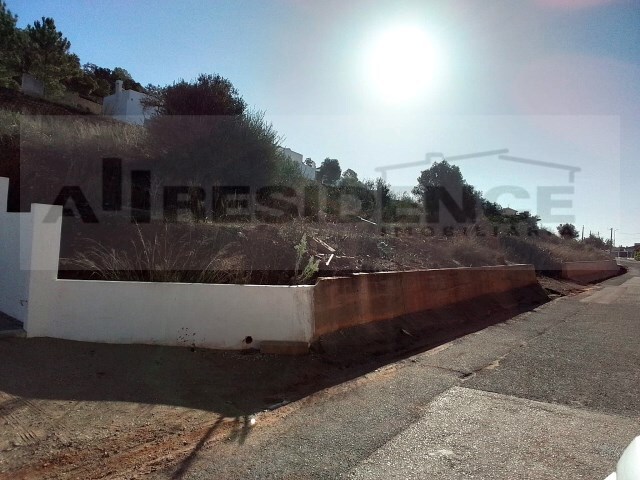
[145,110,283,189]
[146,73,246,116]
[65,223,251,284]
[293,234,320,284]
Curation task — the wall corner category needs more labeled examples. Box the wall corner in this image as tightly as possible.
[24,203,63,337]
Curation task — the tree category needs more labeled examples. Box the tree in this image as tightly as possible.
[63,72,98,96]
[148,109,283,189]
[557,223,579,240]
[342,168,358,180]
[21,17,81,97]
[146,73,246,116]
[0,1,22,88]
[583,233,607,250]
[412,160,480,223]
[93,78,111,97]
[82,63,145,95]
[339,168,360,188]
[373,177,393,218]
[318,158,341,185]
[510,210,540,235]
[146,74,282,189]
[481,199,502,219]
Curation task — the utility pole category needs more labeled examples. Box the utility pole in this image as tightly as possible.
[610,228,613,253]
[581,225,584,241]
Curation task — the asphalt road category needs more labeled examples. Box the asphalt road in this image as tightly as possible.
[155,260,640,479]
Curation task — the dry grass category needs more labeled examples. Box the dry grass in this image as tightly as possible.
[64,223,251,284]
[2,108,612,284]
[501,233,609,273]
[2,109,150,211]
[60,219,612,285]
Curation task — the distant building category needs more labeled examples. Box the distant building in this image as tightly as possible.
[614,245,639,258]
[502,207,518,216]
[278,147,316,180]
[102,80,156,125]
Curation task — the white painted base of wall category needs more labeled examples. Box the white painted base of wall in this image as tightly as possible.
[34,279,314,349]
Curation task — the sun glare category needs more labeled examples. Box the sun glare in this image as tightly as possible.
[364,25,445,105]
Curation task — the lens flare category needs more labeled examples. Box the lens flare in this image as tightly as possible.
[364,25,446,104]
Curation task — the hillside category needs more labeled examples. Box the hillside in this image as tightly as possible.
[0,87,98,116]
[0,104,612,287]
[58,216,611,285]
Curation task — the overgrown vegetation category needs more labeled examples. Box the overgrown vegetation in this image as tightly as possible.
[68,224,251,284]
[143,73,246,116]
[0,2,615,285]
[2,102,614,285]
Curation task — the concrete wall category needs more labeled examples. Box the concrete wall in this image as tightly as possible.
[30,278,314,349]
[21,73,44,97]
[1,177,620,350]
[0,178,313,347]
[313,265,539,338]
[75,96,102,114]
[0,176,545,349]
[0,178,33,322]
[560,260,619,284]
[22,209,313,349]
[61,92,102,114]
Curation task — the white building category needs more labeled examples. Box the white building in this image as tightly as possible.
[102,80,156,125]
[278,147,316,181]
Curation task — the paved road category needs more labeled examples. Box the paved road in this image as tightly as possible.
[156,261,640,479]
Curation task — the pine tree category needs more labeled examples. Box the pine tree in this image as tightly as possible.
[22,17,80,97]
[0,1,21,88]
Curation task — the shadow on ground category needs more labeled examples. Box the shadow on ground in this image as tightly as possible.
[0,286,549,418]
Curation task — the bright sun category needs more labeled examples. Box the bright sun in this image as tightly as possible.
[365,25,445,104]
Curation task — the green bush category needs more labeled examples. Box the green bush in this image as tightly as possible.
[634,251,640,261]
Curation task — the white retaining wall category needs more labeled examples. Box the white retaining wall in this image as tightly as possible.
[0,175,621,350]
[0,178,33,322]
[0,177,314,348]
[34,279,314,348]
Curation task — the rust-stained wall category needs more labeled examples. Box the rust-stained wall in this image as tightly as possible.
[313,265,538,338]
[560,260,619,284]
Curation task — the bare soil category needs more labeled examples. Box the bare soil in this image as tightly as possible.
[0,288,555,480]
[0,337,345,479]
[537,276,590,297]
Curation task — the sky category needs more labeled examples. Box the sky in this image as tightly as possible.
[10,0,640,245]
